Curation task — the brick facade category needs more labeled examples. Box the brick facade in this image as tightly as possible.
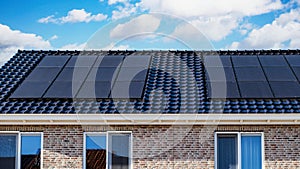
[1,125,299,168]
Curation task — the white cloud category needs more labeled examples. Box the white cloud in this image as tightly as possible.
[60,43,87,50]
[0,24,51,65]
[189,15,239,41]
[139,0,283,41]
[49,35,58,41]
[140,0,283,18]
[108,0,128,5]
[110,14,160,39]
[229,9,300,49]
[112,3,137,20]
[102,42,130,50]
[38,9,107,24]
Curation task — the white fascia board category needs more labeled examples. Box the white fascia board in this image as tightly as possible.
[0,114,299,125]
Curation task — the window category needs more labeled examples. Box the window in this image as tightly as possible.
[84,132,132,169]
[0,132,42,169]
[215,132,264,169]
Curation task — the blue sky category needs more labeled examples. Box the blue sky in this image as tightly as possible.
[0,0,299,64]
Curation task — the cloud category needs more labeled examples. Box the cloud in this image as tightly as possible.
[102,42,130,50]
[110,14,160,39]
[49,35,58,41]
[60,43,87,50]
[111,3,137,20]
[108,0,128,5]
[189,15,239,41]
[139,0,283,41]
[140,0,283,18]
[0,24,51,65]
[38,9,107,24]
[229,9,300,49]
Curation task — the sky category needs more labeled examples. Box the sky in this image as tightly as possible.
[0,0,299,64]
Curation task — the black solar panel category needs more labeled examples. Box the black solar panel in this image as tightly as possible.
[270,81,300,98]
[10,54,151,99]
[235,67,267,81]
[116,68,148,82]
[231,55,260,67]
[65,55,98,67]
[43,81,82,98]
[122,55,151,67]
[258,55,288,66]
[291,66,300,80]
[38,55,70,67]
[207,81,240,98]
[205,67,236,82]
[111,81,145,98]
[263,67,297,81]
[76,81,112,98]
[238,81,273,98]
[93,55,124,68]
[26,67,61,82]
[203,55,232,67]
[285,55,300,66]
[86,67,119,82]
[10,81,51,98]
[55,67,90,82]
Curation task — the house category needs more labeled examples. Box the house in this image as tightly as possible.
[0,49,300,169]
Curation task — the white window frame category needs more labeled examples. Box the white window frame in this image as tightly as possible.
[83,131,133,169]
[0,131,43,169]
[214,132,264,169]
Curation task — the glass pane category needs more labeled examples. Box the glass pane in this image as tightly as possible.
[86,135,106,169]
[21,135,41,169]
[217,134,237,169]
[241,135,262,169]
[108,134,131,169]
[0,135,17,169]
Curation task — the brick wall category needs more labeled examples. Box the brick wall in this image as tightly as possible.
[0,125,299,168]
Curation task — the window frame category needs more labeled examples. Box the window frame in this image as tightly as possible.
[83,131,133,169]
[214,132,264,169]
[0,131,43,169]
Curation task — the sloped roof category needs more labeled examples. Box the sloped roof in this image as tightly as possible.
[0,50,300,114]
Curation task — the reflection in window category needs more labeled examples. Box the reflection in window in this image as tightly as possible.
[86,134,106,169]
[21,135,41,169]
[108,134,131,169]
[0,135,17,169]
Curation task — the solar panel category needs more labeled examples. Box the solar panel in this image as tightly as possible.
[43,81,82,98]
[207,81,240,98]
[25,67,61,82]
[76,81,112,98]
[231,55,260,67]
[38,55,70,67]
[121,55,151,68]
[111,81,145,98]
[238,81,273,98]
[93,55,124,68]
[263,67,297,81]
[285,55,300,66]
[56,67,90,82]
[235,67,266,81]
[203,55,232,67]
[270,81,300,98]
[116,67,148,82]
[86,67,120,82]
[10,81,51,98]
[205,67,236,82]
[291,67,300,80]
[65,55,98,67]
[258,55,288,66]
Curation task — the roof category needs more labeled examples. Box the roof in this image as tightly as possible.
[1,49,300,114]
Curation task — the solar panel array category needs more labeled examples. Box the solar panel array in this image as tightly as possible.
[204,54,300,98]
[10,54,151,99]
